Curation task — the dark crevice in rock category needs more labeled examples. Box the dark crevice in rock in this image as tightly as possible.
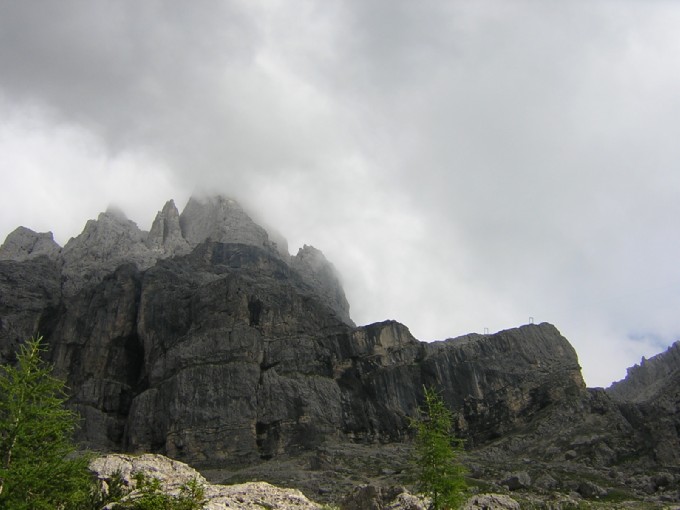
[248,297,263,326]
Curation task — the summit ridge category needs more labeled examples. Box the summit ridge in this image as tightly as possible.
[0,195,352,325]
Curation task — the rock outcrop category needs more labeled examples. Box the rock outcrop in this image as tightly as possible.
[608,341,680,403]
[90,454,520,510]
[0,255,61,363]
[145,199,190,256]
[291,244,352,326]
[60,208,156,296]
[462,494,519,510]
[179,196,276,253]
[0,195,353,324]
[47,239,588,467]
[0,200,589,468]
[90,453,323,510]
[607,342,680,466]
[0,226,61,261]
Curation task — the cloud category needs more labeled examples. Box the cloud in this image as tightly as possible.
[1,1,680,386]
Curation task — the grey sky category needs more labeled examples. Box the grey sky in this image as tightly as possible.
[1,1,680,386]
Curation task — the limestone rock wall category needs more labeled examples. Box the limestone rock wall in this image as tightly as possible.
[3,240,588,468]
[1,196,678,478]
[291,245,353,326]
[0,195,354,324]
[607,341,680,465]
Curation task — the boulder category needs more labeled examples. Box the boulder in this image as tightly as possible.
[501,472,531,491]
[462,494,520,510]
[90,453,322,510]
[340,485,426,510]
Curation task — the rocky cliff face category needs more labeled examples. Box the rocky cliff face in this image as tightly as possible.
[291,245,352,326]
[28,233,585,466]
[0,226,61,261]
[0,195,352,326]
[607,342,680,466]
[1,196,678,504]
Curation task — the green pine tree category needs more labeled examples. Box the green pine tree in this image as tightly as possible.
[412,386,468,510]
[0,336,93,509]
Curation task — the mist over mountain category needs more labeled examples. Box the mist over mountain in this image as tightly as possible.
[1,195,679,505]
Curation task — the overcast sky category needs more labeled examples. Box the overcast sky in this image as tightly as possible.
[1,1,680,386]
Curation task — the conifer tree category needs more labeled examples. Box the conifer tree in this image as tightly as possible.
[412,386,468,510]
[0,336,92,509]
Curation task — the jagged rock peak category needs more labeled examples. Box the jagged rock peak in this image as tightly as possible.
[146,199,190,256]
[0,226,61,261]
[179,195,276,254]
[59,209,155,295]
[0,196,353,325]
[607,340,680,402]
[292,244,353,325]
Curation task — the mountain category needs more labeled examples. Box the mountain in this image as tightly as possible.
[1,195,678,505]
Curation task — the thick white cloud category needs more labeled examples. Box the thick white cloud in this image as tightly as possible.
[1,1,679,386]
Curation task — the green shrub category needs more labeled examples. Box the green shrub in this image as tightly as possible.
[411,386,468,510]
[109,471,206,510]
[0,336,94,509]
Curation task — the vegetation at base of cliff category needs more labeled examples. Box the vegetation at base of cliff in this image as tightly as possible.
[0,336,207,509]
[0,336,94,509]
[97,471,206,509]
[411,386,468,510]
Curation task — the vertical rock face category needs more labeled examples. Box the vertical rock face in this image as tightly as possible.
[291,245,353,326]
[43,232,589,468]
[3,195,678,481]
[0,256,61,363]
[607,342,680,465]
[0,226,61,261]
[49,263,143,450]
[608,341,680,403]
[0,196,353,325]
[426,324,586,442]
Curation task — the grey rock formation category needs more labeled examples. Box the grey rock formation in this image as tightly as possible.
[145,199,190,256]
[340,485,428,510]
[607,341,680,466]
[0,218,589,468]
[0,226,61,261]
[501,472,531,491]
[0,196,352,325]
[0,256,61,363]
[60,208,156,296]
[44,234,587,467]
[90,453,322,510]
[291,245,353,325]
[179,196,274,252]
[1,196,679,506]
[462,494,519,510]
[608,341,680,403]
